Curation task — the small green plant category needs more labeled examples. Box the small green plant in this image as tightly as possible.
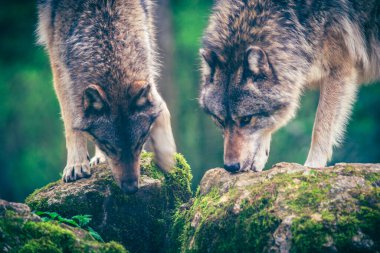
[34,211,104,242]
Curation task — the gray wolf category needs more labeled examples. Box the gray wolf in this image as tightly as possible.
[200,0,380,172]
[37,0,176,193]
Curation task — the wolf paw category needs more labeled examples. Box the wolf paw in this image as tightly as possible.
[304,161,325,168]
[250,163,265,172]
[63,162,91,182]
[89,155,107,168]
[304,158,327,168]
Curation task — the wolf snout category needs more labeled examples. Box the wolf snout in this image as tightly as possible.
[224,163,240,173]
[121,179,139,195]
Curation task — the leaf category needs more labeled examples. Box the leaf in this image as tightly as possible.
[46,212,60,219]
[88,227,104,242]
[41,217,50,222]
[34,211,47,216]
[34,210,102,243]
[34,211,60,220]
[72,214,92,227]
[57,216,80,227]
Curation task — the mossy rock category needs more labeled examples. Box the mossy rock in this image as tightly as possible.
[0,199,127,253]
[25,152,192,253]
[169,163,380,253]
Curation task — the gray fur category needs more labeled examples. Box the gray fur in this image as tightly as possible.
[38,0,176,193]
[200,0,380,171]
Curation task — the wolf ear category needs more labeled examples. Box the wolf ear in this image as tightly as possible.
[200,49,221,73]
[200,49,215,68]
[246,46,270,76]
[200,49,223,84]
[83,84,109,115]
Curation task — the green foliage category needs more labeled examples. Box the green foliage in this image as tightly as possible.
[0,210,128,253]
[87,227,104,243]
[35,211,104,242]
[72,214,92,227]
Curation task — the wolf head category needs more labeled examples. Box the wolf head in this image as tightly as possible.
[75,81,164,194]
[199,46,300,172]
[198,0,309,172]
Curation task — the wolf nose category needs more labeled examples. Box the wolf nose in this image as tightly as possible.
[224,163,240,173]
[121,180,139,195]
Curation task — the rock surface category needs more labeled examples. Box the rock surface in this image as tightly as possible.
[0,199,127,252]
[170,163,380,253]
[25,152,192,253]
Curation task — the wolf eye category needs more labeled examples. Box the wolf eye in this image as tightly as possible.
[211,115,224,128]
[240,116,253,127]
[102,142,117,155]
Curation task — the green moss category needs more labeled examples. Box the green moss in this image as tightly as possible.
[0,211,128,253]
[291,181,380,253]
[140,152,192,207]
[169,188,222,252]
[23,222,77,252]
[19,238,63,253]
[170,166,379,253]
[96,241,130,253]
[291,207,380,253]
[140,152,165,180]
[341,165,380,186]
[25,182,56,212]
[25,152,192,253]
[27,185,107,227]
[290,217,329,253]
[26,152,192,211]
[170,182,280,253]
[363,172,380,185]
[287,180,330,214]
[164,153,193,208]
[341,166,358,176]
[169,171,318,252]
[256,170,333,216]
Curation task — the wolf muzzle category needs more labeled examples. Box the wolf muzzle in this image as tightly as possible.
[109,158,140,195]
[121,178,139,195]
[224,163,240,173]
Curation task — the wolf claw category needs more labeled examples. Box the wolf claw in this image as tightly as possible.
[89,155,107,168]
[63,162,91,182]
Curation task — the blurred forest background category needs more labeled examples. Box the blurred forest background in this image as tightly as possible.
[1,0,380,202]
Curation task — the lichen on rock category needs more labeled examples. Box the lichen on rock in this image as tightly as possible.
[0,199,127,253]
[25,152,192,253]
[169,163,380,253]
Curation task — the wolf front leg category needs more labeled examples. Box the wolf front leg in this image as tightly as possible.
[305,68,358,168]
[60,102,91,182]
[62,129,91,182]
[148,99,177,172]
[50,61,91,182]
